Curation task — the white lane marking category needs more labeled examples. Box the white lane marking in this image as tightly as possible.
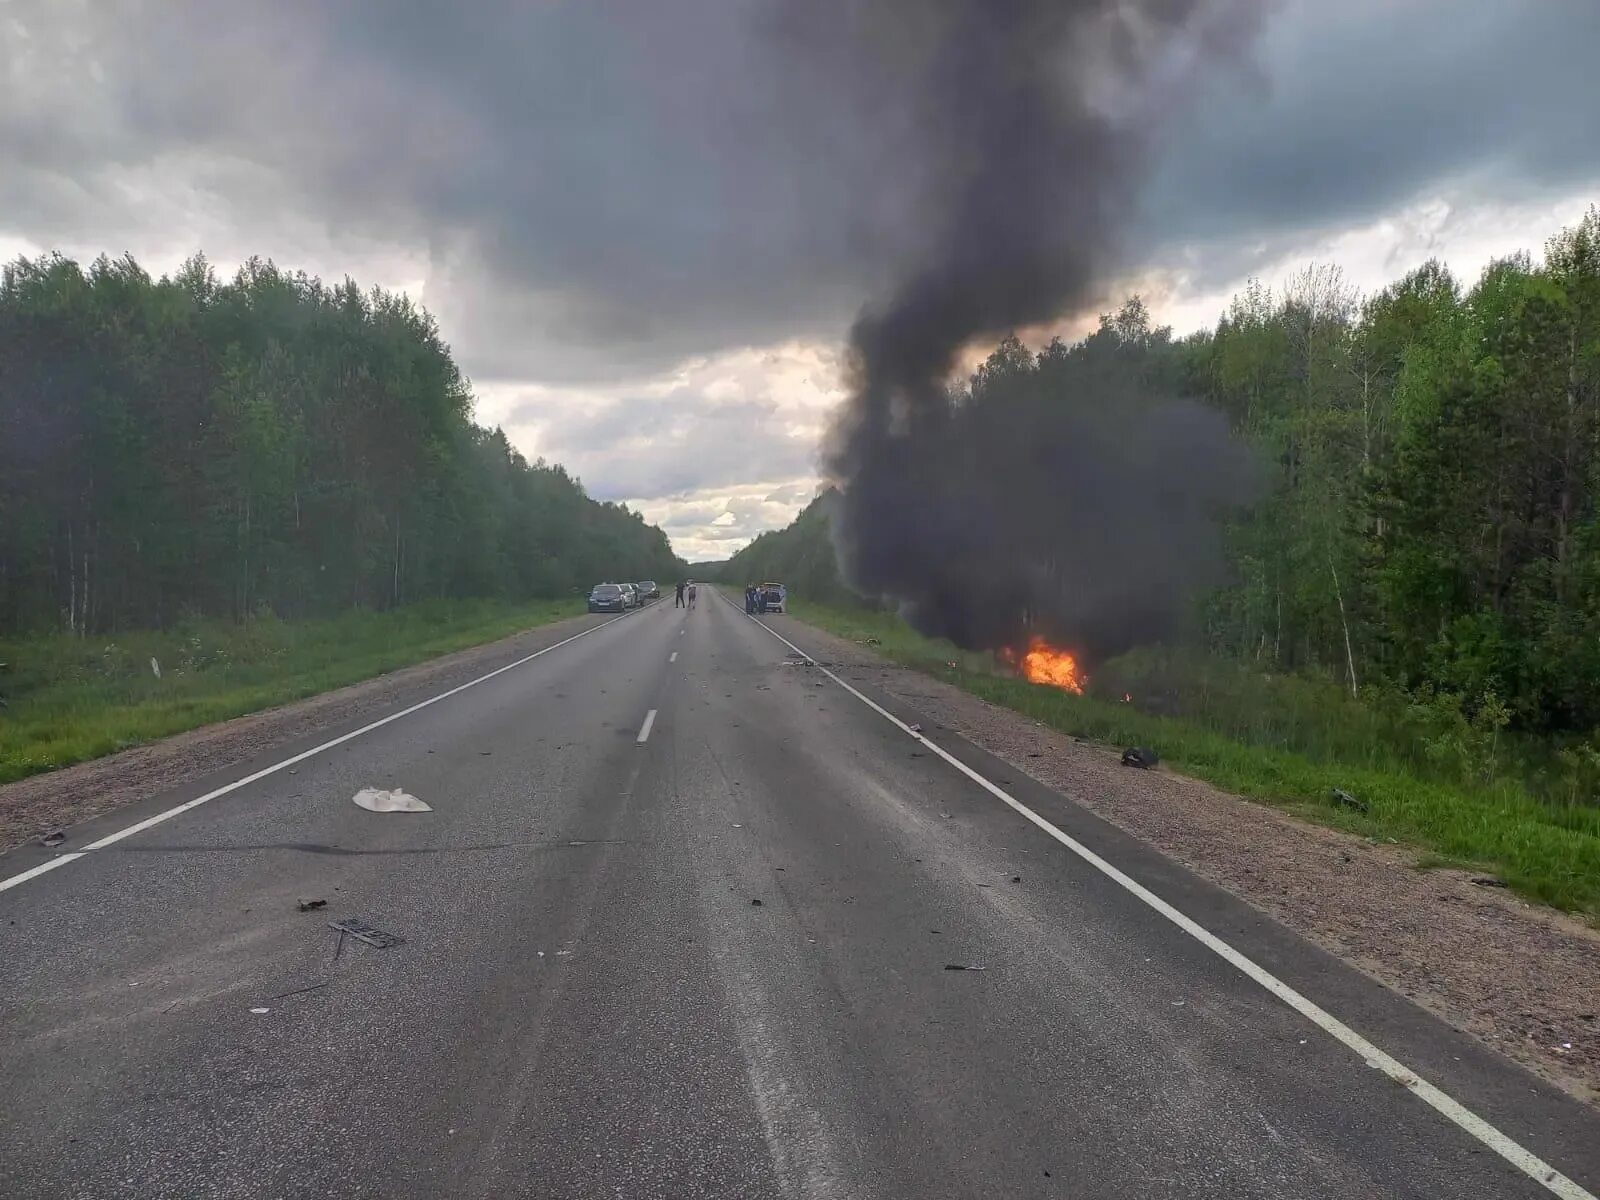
[636,709,658,744]
[0,608,646,895]
[670,651,679,663]
[733,600,1596,1200]
[0,853,88,890]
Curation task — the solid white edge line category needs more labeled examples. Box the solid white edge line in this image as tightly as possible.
[0,607,646,894]
[729,595,1595,1200]
[637,709,658,744]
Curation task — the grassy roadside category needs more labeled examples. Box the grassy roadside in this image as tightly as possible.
[0,597,584,785]
[788,600,1600,919]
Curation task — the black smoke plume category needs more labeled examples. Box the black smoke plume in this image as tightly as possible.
[822,0,1264,663]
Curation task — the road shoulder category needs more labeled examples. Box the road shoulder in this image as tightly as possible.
[0,609,634,856]
[771,610,1600,1109]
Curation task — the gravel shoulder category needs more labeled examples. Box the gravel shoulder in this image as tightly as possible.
[792,618,1600,1108]
[0,610,621,855]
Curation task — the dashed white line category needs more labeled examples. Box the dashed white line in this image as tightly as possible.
[732,597,1595,1200]
[636,709,658,744]
[0,607,648,895]
[670,651,678,663]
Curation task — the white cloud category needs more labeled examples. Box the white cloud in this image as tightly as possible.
[1140,188,1600,337]
[471,341,841,556]
[627,478,823,561]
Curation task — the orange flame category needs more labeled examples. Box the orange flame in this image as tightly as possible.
[1001,637,1087,694]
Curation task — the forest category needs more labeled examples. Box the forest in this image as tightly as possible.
[0,252,682,636]
[724,208,1600,750]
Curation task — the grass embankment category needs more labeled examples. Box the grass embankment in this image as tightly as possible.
[0,598,583,785]
[790,600,1600,918]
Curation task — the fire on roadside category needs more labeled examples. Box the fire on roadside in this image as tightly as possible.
[999,637,1087,695]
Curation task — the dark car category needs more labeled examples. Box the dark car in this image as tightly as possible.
[636,580,660,601]
[588,583,627,613]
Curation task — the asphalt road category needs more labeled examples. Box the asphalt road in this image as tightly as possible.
[3,588,1598,1199]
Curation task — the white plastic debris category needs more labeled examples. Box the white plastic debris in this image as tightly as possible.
[250,1007,269,1015]
[352,787,431,813]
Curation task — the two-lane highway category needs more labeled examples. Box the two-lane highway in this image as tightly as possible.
[2,590,1597,1198]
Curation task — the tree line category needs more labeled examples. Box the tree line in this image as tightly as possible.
[724,207,1600,737]
[0,253,682,634]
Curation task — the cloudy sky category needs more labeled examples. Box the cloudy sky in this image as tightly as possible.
[4,1,1597,560]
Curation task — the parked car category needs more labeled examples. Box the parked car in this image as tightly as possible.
[636,580,660,601]
[588,583,627,613]
[760,582,786,613]
[619,583,639,608]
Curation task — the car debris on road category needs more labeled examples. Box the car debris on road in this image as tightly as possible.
[352,787,430,813]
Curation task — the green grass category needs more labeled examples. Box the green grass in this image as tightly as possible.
[0,597,583,785]
[790,600,1600,918]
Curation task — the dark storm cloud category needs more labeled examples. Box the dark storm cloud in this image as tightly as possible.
[4,1,1597,384]
[1140,1,1600,265]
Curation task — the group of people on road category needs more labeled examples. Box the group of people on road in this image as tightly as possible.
[675,580,697,609]
[744,584,769,614]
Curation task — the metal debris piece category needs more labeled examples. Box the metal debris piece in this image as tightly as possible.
[39,830,65,847]
[909,723,923,734]
[1331,787,1368,813]
[944,964,987,972]
[352,787,430,813]
[298,898,327,912]
[269,982,328,1001]
[327,918,405,949]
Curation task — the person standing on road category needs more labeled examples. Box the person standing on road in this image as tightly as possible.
[675,580,686,608]
[687,582,698,609]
